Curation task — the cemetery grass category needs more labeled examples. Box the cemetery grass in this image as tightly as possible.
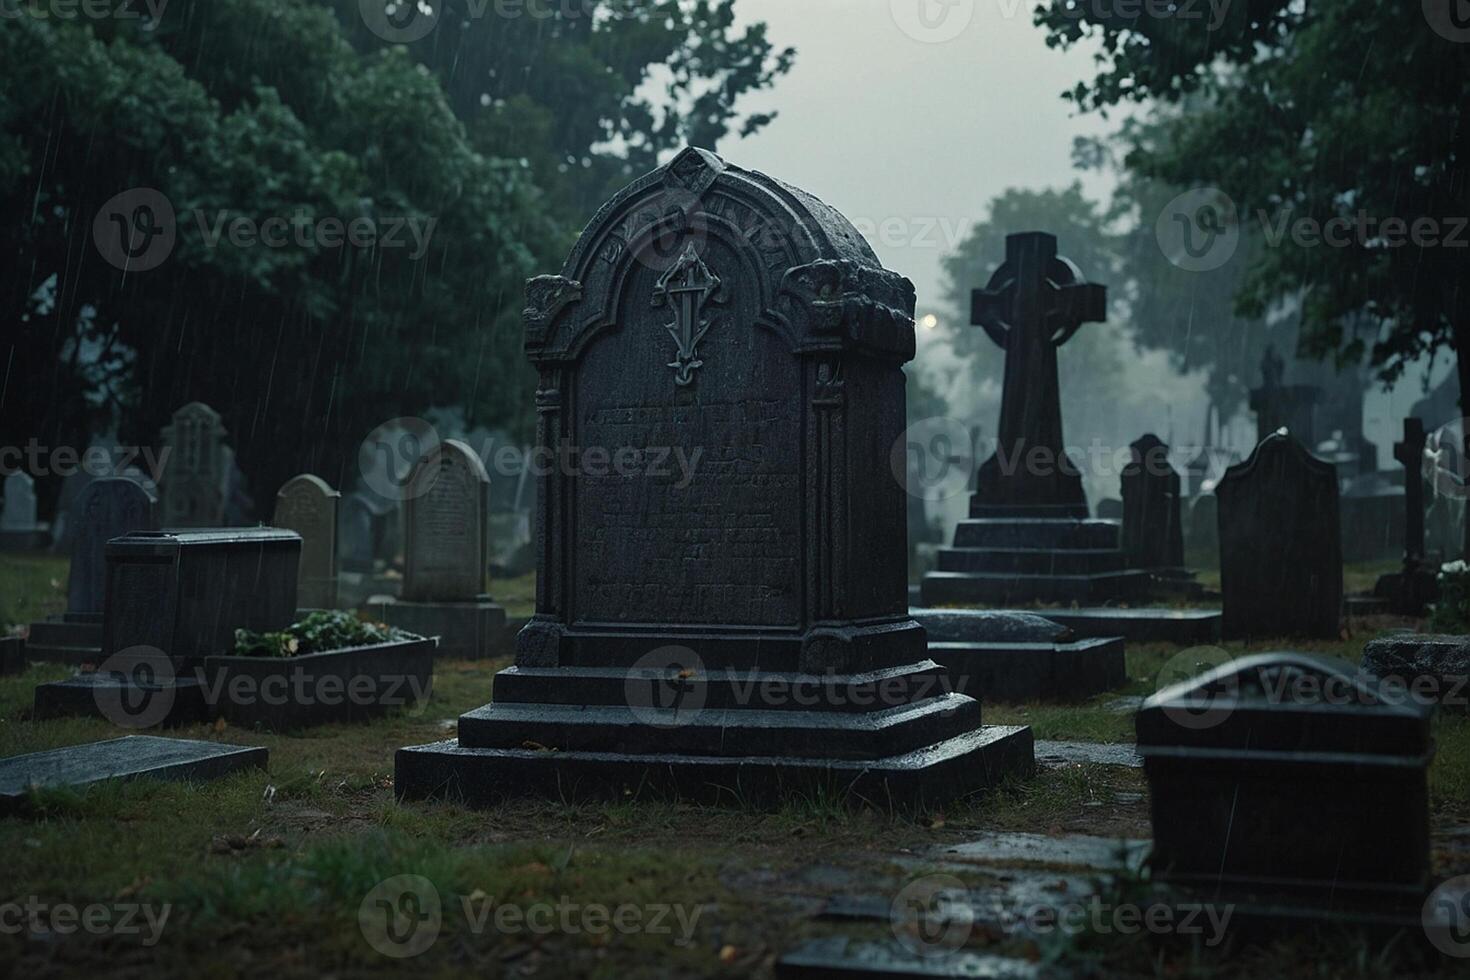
[0,550,68,631]
[0,645,1466,976]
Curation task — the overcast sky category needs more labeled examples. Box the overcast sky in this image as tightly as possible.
[729,0,1115,316]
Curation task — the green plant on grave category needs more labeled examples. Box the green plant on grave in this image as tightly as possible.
[1429,561,1470,634]
[232,610,406,658]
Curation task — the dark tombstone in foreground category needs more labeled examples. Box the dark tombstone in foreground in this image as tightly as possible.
[0,736,266,815]
[1121,434,1198,597]
[273,474,340,611]
[1217,430,1342,639]
[396,147,1033,807]
[371,440,506,659]
[1374,418,1439,614]
[921,233,1148,606]
[1138,653,1433,921]
[26,477,156,664]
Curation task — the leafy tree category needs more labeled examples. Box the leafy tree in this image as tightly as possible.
[1037,0,1470,459]
[0,0,793,518]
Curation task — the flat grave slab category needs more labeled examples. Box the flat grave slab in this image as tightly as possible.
[0,735,266,813]
[1033,740,1141,768]
[929,831,1149,873]
[993,607,1222,645]
[776,938,1045,979]
[910,608,1127,702]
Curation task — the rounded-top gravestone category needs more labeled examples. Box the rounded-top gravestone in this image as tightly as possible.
[66,477,157,616]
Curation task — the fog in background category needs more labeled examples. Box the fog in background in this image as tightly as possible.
[727,0,1449,511]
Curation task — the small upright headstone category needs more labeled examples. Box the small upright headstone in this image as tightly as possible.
[1139,653,1433,915]
[26,477,158,665]
[397,147,1033,807]
[0,472,47,549]
[1120,434,1184,569]
[273,474,340,611]
[373,440,505,658]
[158,402,228,528]
[1217,430,1342,639]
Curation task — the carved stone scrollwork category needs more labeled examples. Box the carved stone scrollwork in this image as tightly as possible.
[523,275,583,352]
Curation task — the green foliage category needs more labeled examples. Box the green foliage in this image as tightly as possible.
[1,0,793,518]
[1429,562,1470,634]
[232,610,404,658]
[1037,0,1470,404]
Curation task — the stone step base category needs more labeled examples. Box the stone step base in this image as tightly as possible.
[928,637,1127,703]
[919,570,1153,606]
[491,662,955,715]
[27,619,103,649]
[458,693,982,761]
[394,724,1035,809]
[936,546,1125,575]
[952,519,1121,550]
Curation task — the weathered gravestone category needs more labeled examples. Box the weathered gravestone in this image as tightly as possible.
[920,232,1148,605]
[1217,430,1342,639]
[274,474,340,611]
[1373,418,1438,614]
[1120,434,1197,596]
[1362,633,1470,713]
[26,477,157,664]
[372,440,506,659]
[395,147,1034,806]
[158,402,228,528]
[34,527,301,725]
[1138,653,1433,921]
[0,471,48,549]
[1248,346,1320,447]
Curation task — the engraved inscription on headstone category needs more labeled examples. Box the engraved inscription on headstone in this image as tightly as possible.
[402,440,489,603]
[274,474,340,610]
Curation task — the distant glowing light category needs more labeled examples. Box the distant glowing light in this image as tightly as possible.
[919,314,939,331]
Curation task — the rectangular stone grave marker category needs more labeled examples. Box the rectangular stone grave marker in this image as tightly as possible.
[274,474,340,611]
[1121,433,1198,597]
[0,736,266,814]
[101,527,301,663]
[372,440,506,658]
[1138,653,1432,914]
[1217,429,1343,639]
[25,477,157,664]
[395,147,1033,807]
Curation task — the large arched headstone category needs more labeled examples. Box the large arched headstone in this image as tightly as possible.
[395,147,1034,807]
[1217,430,1343,638]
